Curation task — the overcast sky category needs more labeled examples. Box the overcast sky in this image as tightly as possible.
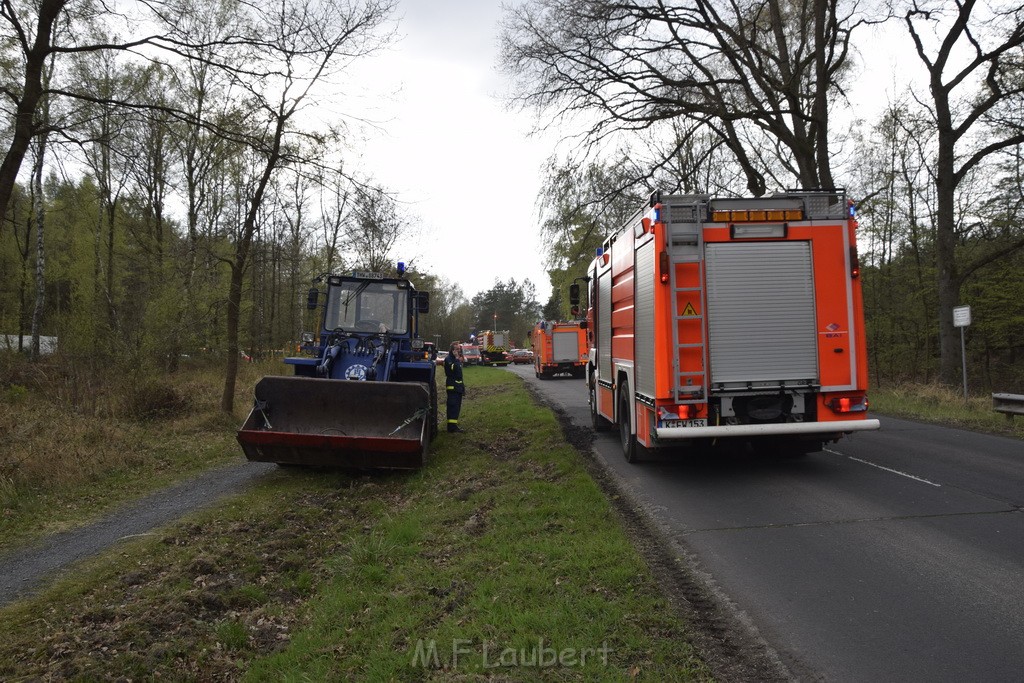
[340,2,924,307]
[344,0,557,305]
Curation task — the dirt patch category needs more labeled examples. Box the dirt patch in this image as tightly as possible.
[0,477,382,681]
[525,383,794,682]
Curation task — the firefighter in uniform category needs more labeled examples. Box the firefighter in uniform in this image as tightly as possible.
[444,342,466,433]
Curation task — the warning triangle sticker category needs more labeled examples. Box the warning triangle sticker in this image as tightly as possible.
[682,302,697,315]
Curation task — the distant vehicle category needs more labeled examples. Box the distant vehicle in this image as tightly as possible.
[531,320,587,379]
[511,349,534,364]
[435,350,448,365]
[460,344,482,365]
[477,330,511,366]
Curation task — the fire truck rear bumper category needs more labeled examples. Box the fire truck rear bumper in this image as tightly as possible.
[655,419,881,440]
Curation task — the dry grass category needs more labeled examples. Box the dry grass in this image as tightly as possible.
[0,352,266,547]
[869,382,1024,438]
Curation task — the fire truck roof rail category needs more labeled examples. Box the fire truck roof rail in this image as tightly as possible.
[613,189,850,240]
[776,189,848,219]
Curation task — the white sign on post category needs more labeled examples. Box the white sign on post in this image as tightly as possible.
[953,305,972,402]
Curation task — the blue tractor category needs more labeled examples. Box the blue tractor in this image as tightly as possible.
[237,268,438,469]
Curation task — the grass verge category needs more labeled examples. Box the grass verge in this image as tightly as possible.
[869,383,1024,439]
[0,367,712,681]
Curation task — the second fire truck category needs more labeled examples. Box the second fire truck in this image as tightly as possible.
[531,320,588,379]
[478,329,512,366]
[574,189,880,461]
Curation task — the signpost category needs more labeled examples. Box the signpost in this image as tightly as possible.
[953,305,971,402]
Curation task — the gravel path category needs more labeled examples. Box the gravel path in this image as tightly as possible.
[0,460,276,606]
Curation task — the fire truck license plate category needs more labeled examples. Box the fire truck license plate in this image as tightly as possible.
[662,418,707,429]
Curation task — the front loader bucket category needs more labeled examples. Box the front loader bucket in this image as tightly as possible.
[237,376,431,469]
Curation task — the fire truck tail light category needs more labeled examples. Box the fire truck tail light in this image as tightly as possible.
[658,405,693,420]
[827,395,868,413]
[849,245,860,278]
[659,252,669,283]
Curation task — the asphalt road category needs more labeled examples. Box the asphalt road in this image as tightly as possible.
[0,461,277,606]
[507,364,1024,682]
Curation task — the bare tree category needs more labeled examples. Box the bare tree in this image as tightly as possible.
[500,0,874,195]
[74,48,137,341]
[123,65,175,271]
[0,0,382,223]
[853,100,940,382]
[316,163,355,275]
[217,0,396,413]
[344,184,411,273]
[0,0,68,225]
[536,157,644,295]
[29,132,47,360]
[903,0,1024,385]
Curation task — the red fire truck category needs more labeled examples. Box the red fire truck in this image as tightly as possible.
[478,329,512,366]
[574,189,880,461]
[531,320,588,379]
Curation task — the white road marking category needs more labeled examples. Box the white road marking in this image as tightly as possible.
[825,448,942,487]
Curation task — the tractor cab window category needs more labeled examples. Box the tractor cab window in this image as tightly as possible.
[324,280,409,334]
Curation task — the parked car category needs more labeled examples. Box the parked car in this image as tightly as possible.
[511,348,534,364]
[435,350,448,365]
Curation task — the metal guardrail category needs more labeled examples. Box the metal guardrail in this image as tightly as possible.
[992,393,1024,422]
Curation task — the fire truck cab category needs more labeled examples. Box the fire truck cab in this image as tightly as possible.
[577,189,880,461]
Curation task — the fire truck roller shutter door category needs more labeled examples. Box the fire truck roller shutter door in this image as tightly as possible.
[705,242,818,389]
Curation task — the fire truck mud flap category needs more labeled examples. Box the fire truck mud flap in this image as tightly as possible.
[237,376,432,469]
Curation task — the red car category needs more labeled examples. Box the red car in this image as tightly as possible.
[511,349,534,364]
[460,345,482,365]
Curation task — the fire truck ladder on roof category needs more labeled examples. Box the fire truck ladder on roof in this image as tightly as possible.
[667,225,707,404]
